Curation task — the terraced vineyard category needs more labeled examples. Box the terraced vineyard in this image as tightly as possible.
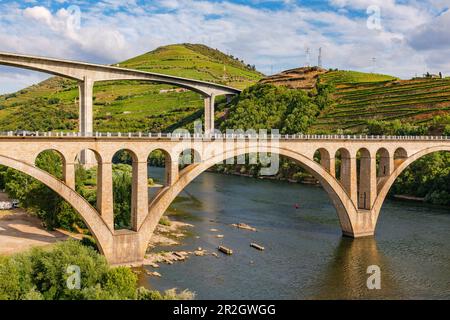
[313,71,450,133]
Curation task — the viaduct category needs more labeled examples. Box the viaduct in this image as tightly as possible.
[0,53,449,265]
[0,51,240,164]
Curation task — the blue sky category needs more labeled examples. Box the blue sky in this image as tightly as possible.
[0,0,449,93]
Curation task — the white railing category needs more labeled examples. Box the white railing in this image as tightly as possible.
[0,131,449,141]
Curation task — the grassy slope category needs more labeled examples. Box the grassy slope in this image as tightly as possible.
[0,44,263,132]
[312,70,450,133]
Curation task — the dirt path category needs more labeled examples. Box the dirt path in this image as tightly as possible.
[0,193,73,256]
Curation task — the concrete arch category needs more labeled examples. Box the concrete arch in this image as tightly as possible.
[356,147,371,158]
[0,154,112,256]
[111,148,139,164]
[178,148,202,167]
[0,51,240,96]
[138,146,360,258]
[74,148,102,164]
[34,148,67,167]
[373,146,450,226]
[394,147,408,169]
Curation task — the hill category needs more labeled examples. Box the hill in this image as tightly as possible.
[313,71,450,133]
[0,44,263,132]
[259,66,328,90]
[260,68,450,134]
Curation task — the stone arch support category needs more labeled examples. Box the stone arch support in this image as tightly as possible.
[0,154,114,259]
[138,146,366,260]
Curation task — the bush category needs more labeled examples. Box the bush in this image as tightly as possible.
[48,97,60,105]
[0,241,194,300]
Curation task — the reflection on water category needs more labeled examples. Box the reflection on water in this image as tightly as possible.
[311,237,402,299]
[144,167,450,299]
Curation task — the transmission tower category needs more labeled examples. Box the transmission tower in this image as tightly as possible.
[318,47,322,68]
[305,47,311,67]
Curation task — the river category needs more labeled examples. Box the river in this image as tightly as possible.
[140,167,450,299]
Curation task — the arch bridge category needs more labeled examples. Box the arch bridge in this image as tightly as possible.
[0,133,447,265]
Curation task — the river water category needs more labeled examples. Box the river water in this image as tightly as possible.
[140,167,450,299]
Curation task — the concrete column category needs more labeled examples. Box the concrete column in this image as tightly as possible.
[204,94,215,134]
[63,162,76,189]
[358,155,377,210]
[165,158,178,186]
[131,161,148,231]
[78,77,96,167]
[340,156,358,205]
[97,161,114,231]
[329,157,336,177]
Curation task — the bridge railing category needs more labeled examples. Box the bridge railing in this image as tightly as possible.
[1,131,450,141]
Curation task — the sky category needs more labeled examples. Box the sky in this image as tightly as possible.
[0,0,449,93]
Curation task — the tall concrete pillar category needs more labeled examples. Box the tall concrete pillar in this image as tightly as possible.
[131,161,149,231]
[204,94,215,135]
[63,162,76,189]
[358,154,377,210]
[97,161,114,231]
[78,77,96,167]
[340,155,358,206]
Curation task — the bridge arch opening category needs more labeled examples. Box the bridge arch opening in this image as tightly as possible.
[147,148,173,207]
[314,148,332,174]
[376,148,390,178]
[372,147,450,234]
[334,148,351,193]
[394,148,408,169]
[34,149,66,180]
[73,149,102,207]
[112,149,137,230]
[0,154,110,250]
[179,148,202,171]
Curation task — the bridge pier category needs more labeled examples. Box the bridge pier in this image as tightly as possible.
[166,159,179,186]
[132,161,149,230]
[110,230,146,266]
[204,94,215,134]
[78,77,97,168]
[358,153,377,210]
[97,161,114,231]
[339,153,358,205]
[63,162,76,190]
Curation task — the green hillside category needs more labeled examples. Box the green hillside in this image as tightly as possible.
[0,44,263,132]
[313,71,450,133]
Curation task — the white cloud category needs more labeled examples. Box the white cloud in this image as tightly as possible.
[0,0,448,94]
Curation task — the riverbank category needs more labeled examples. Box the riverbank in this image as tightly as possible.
[0,193,79,256]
